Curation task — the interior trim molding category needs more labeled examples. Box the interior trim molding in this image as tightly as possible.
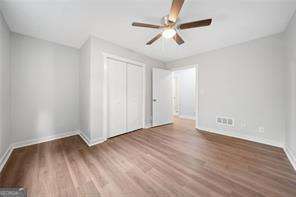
[178,115,195,120]
[90,138,107,146]
[0,131,78,173]
[77,130,106,147]
[12,131,79,149]
[0,145,13,173]
[0,130,107,173]
[284,146,296,171]
[198,126,283,148]
[144,123,152,129]
[78,130,92,146]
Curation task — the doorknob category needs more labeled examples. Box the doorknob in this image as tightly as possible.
[153,99,157,102]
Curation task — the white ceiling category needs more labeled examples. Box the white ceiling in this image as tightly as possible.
[1,0,296,62]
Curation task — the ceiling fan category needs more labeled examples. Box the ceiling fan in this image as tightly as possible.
[132,0,212,45]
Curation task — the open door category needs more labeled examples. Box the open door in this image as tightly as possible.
[152,68,173,127]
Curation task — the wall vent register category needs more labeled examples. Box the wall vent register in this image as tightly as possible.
[216,117,234,127]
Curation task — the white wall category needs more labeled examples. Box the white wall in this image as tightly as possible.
[88,36,165,142]
[79,38,91,140]
[284,13,296,161]
[10,33,79,143]
[0,12,11,161]
[173,68,196,119]
[167,34,286,147]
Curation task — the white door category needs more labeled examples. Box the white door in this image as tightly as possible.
[108,58,126,137]
[153,68,173,126]
[126,63,143,132]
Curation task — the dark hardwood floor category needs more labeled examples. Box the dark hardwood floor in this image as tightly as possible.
[1,117,296,197]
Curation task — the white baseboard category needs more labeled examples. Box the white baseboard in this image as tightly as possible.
[144,123,152,129]
[0,145,13,173]
[0,130,107,173]
[78,130,106,147]
[284,146,296,171]
[1,131,78,173]
[198,126,283,148]
[90,138,106,146]
[178,115,195,120]
[12,131,79,149]
[78,130,92,146]
[151,122,173,127]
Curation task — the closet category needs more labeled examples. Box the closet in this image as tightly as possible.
[107,57,143,138]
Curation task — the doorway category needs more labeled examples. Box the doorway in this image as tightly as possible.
[172,66,198,126]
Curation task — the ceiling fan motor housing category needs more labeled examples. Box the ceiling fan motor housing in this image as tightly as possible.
[162,15,175,26]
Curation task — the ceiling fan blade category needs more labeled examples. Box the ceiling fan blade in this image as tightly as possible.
[132,22,161,29]
[173,33,185,45]
[168,0,185,23]
[146,33,162,45]
[179,19,212,30]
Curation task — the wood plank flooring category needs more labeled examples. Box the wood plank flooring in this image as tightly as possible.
[1,117,296,197]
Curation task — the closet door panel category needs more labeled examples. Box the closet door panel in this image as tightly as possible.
[108,58,126,137]
[126,63,143,132]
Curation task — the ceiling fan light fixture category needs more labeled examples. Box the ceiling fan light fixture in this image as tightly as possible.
[162,28,176,39]
[132,0,212,45]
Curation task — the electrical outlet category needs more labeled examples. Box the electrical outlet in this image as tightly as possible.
[258,127,264,133]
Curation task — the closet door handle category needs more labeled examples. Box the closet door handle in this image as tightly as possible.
[153,99,157,102]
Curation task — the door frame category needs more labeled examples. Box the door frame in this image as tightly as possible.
[172,75,180,116]
[170,65,199,129]
[102,52,146,139]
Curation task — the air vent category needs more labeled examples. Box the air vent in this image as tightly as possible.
[216,117,234,127]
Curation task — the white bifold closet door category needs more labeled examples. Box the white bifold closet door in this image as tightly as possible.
[126,63,143,132]
[108,58,126,137]
[107,58,143,138]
